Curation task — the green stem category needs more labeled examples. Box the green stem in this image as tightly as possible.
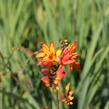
[56,92,59,109]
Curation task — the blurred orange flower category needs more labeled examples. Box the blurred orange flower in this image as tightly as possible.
[60,41,80,70]
[41,68,67,87]
[60,83,74,105]
[34,40,80,105]
[35,42,62,65]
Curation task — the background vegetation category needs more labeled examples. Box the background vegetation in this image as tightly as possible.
[0,0,109,109]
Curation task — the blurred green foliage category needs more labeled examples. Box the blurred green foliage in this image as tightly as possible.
[0,0,109,109]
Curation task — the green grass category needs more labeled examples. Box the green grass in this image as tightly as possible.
[0,0,109,109]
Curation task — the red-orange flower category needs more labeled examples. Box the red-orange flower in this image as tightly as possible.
[60,83,74,105]
[35,42,62,65]
[60,41,80,70]
[41,68,67,87]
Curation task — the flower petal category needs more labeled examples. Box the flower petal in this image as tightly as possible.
[57,68,67,78]
[41,68,49,73]
[73,60,80,70]
[37,60,42,65]
[49,42,55,53]
[63,46,70,55]
[35,52,45,58]
[37,56,49,65]
[56,48,62,56]
[68,96,74,100]
[64,59,74,65]
[69,64,73,70]
[69,90,74,96]
[65,82,70,94]
[53,86,60,92]
[54,68,67,84]
[41,76,50,87]
[70,41,77,51]
[43,61,53,67]
[76,63,80,70]
[41,56,49,62]
[62,54,70,64]
[42,43,50,54]
[69,102,73,105]
[72,52,80,58]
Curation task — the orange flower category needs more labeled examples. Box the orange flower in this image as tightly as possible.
[60,83,74,105]
[35,42,62,65]
[60,41,80,70]
[41,68,67,87]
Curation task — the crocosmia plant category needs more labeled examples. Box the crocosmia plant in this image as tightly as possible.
[35,40,80,106]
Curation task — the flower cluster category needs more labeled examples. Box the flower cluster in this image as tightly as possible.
[35,40,80,105]
[60,83,74,105]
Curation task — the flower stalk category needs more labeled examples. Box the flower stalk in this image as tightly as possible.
[34,40,80,106]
